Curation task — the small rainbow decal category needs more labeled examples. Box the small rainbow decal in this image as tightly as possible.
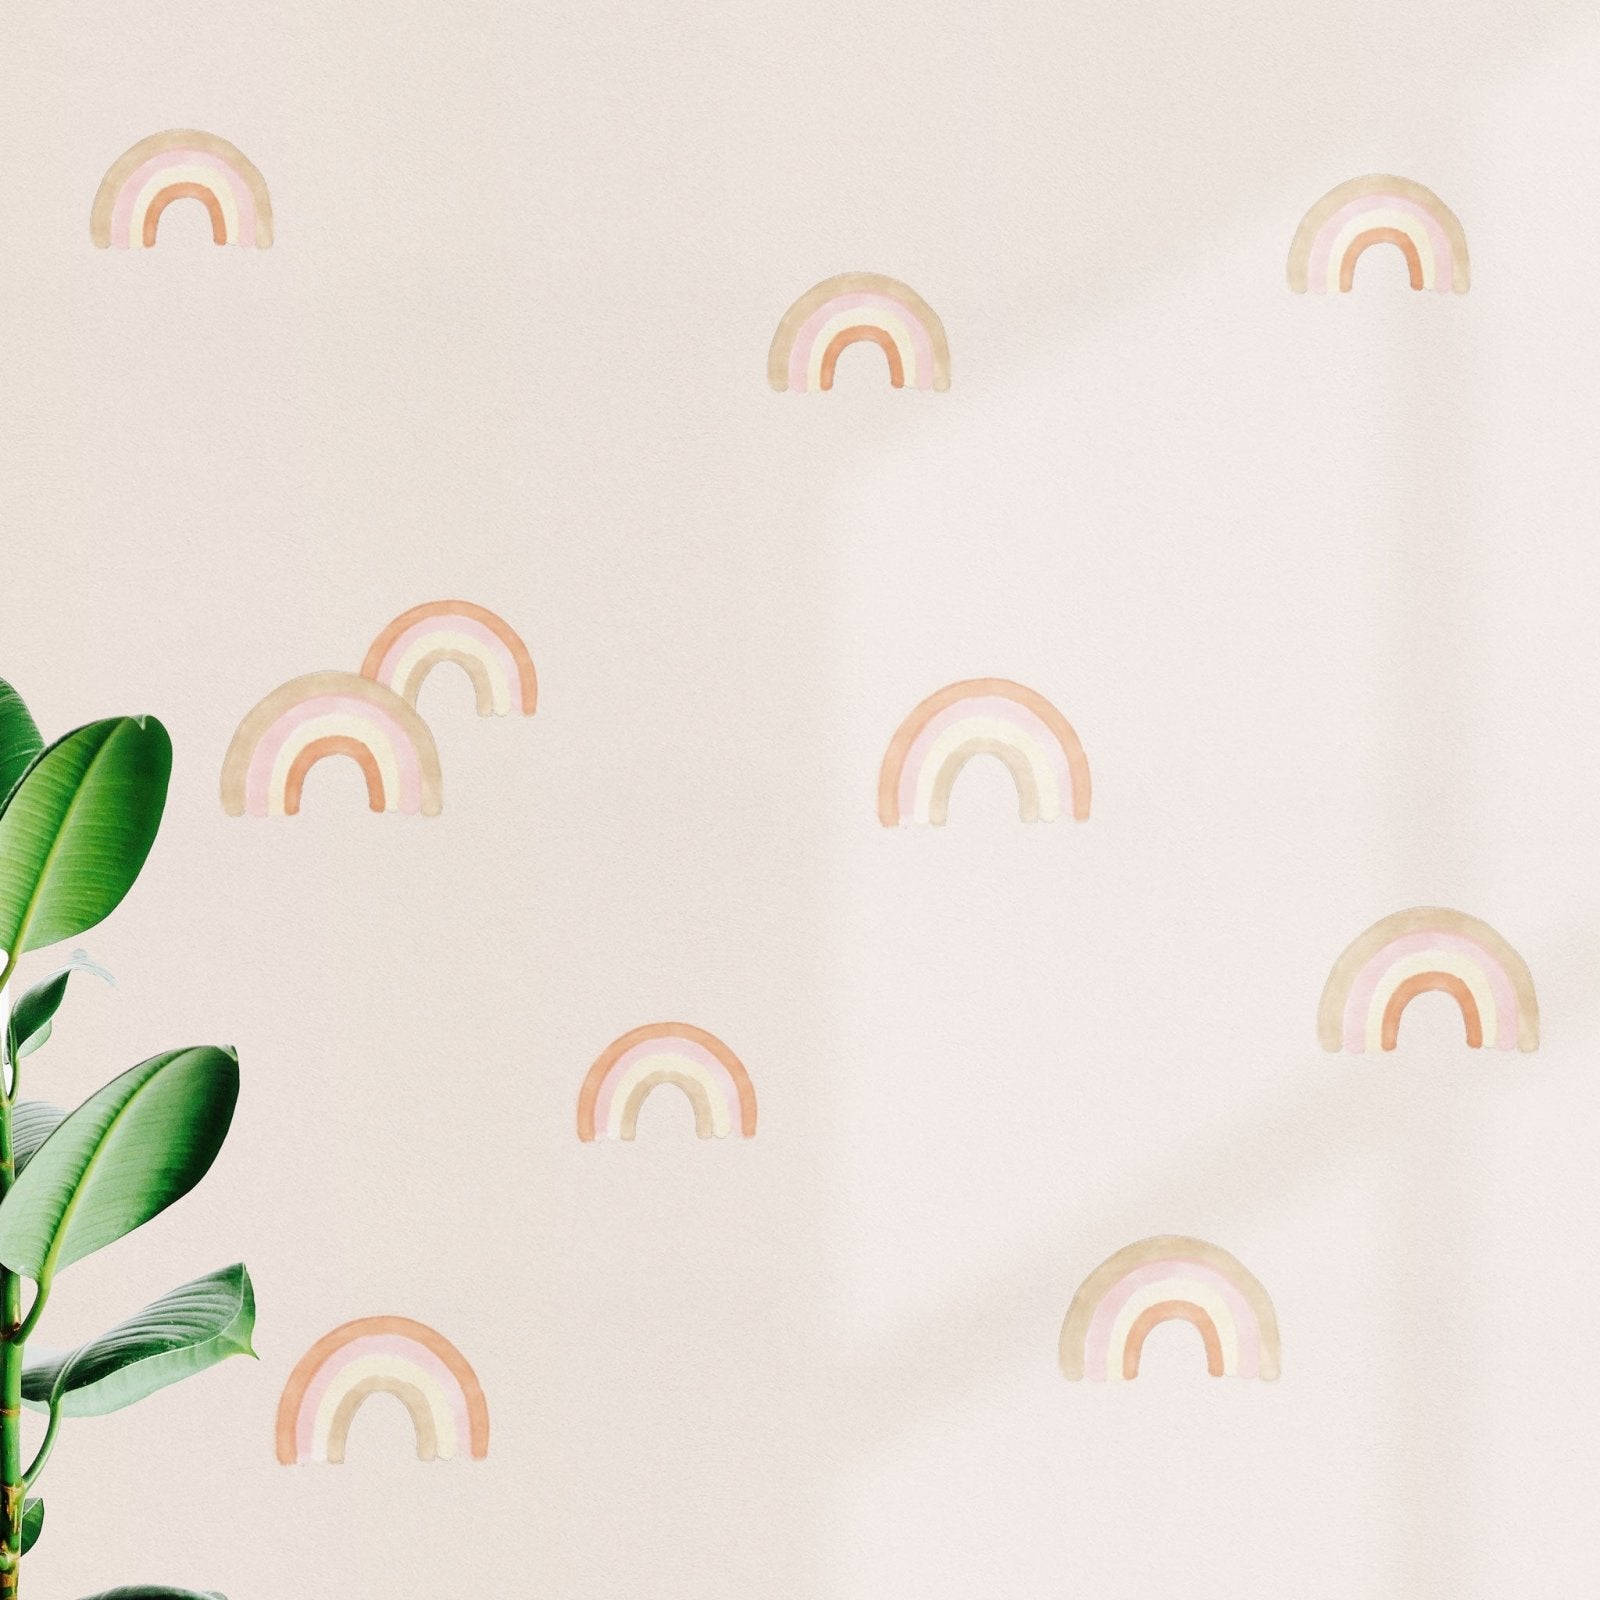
[275,1317,488,1464]
[360,600,538,717]
[578,1023,757,1142]
[91,130,273,250]
[1288,174,1468,294]
[220,671,442,817]
[1060,1237,1281,1382]
[1318,906,1538,1054]
[878,678,1090,826]
[768,272,950,392]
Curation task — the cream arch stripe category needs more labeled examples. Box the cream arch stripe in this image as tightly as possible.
[275,1316,489,1463]
[91,129,273,248]
[598,1050,737,1139]
[909,716,1068,823]
[1317,907,1538,1052]
[1099,1278,1245,1378]
[308,1353,466,1461]
[1287,174,1467,293]
[1355,950,1501,1053]
[1059,1236,1280,1381]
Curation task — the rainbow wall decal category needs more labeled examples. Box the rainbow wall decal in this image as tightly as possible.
[275,1317,488,1464]
[91,130,273,249]
[220,671,443,817]
[1060,1237,1281,1381]
[768,272,950,392]
[1288,175,1468,294]
[361,600,538,717]
[1318,906,1538,1053]
[878,678,1090,826]
[578,1023,757,1142]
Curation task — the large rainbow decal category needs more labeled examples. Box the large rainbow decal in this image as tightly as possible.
[1060,1237,1281,1382]
[275,1317,489,1464]
[91,130,273,250]
[878,678,1090,826]
[768,273,950,392]
[220,671,443,817]
[578,1023,757,1142]
[1287,175,1468,294]
[1318,906,1538,1054]
[360,600,538,717]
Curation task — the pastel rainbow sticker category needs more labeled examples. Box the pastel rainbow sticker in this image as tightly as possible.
[578,1023,757,1142]
[360,600,538,717]
[878,678,1090,826]
[768,273,950,392]
[1288,175,1468,294]
[91,130,273,250]
[220,671,443,817]
[1318,906,1538,1054]
[1060,1237,1280,1382]
[275,1317,488,1464]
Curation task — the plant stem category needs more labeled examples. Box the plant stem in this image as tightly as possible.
[0,954,22,1595]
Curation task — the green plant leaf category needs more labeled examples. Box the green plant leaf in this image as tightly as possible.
[12,1101,65,1175]
[75,1591,225,1599]
[0,678,43,808]
[20,1495,42,1553]
[7,951,115,1063]
[22,1263,255,1418]
[0,1047,238,1280]
[0,716,171,962]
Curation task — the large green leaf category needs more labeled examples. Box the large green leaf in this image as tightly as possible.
[23,1264,255,1418]
[75,1591,224,1599]
[0,678,43,807]
[0,1047,238,1280]
[7,952,114,1063]
[0,716,171,961]
[12,1101,65,1175]
[21,1495,42,1553]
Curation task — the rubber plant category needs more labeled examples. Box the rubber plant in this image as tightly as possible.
[0,678,253,1600]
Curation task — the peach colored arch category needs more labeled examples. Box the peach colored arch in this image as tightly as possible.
[1317,906,1539,1052]
[877,678,1091,825]
[90,129,273,248]
[820,326,904,389]
[360,599,538,715]
[1059,1235,1280,1381]
[1339,227,1424,292]
[577,1022,757,1141]
[144,182,226,247]
[275,1316,489,1464]
[283,735,385,815]
[1381,971,1482,1051]
[1123,1301,1225,1379]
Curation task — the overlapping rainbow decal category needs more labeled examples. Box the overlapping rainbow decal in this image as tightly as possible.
[220,671,443,817]
[878,678,1090,826]
[578,1023,757,1142]
[1318,906,1538,1054]
[91,130,273,250]
[1288,175,1468,294]
[275,1317,489,1464]
[768,272,950,392]
[360,600,538,717]
[1060,1237,1281,1382]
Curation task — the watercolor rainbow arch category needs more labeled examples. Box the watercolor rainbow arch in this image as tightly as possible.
[1060,1237,1280,1381]
[578,1023,757,1142]
[768,273,950,392]
[1318,906,1538,1053]
[1288,175,1468,294]
[275,1317,488,1464]
[878,678,1090,826]
[91,130,273,250]
[220,671,442,817]
[360,600,538,717]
